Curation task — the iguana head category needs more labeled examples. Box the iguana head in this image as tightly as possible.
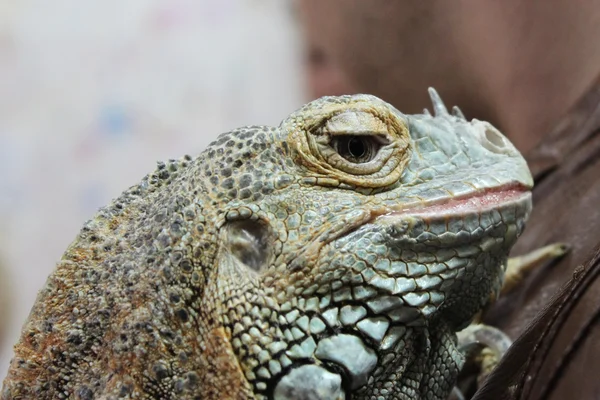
[205,89,532,399]
[2,89,532,400]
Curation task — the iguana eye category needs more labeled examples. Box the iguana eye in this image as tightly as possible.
[286,98,411,188]
[332,135,381,164]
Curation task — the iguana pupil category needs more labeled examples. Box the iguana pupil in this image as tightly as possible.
[335,135,376,163]
[347,137,366,158]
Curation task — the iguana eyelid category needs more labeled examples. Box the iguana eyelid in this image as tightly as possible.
[288,103,411,188]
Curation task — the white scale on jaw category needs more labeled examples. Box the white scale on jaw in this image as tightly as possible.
[273,333,378,400]
[272,307,414,399]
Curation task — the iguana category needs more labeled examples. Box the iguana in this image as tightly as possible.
[1,89,540,399]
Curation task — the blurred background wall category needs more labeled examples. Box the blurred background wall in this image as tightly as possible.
[0,0,305,378]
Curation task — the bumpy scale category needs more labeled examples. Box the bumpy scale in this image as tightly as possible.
[1,89,533,399]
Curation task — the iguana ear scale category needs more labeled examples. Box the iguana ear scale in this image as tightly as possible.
[226,220,271,272]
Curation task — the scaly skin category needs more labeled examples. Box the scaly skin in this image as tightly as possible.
[1,89,532,399]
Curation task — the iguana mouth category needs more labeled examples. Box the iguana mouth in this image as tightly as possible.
[372,184,532,251]
[384,183,531,219]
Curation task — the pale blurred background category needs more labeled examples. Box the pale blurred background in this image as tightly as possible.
[0,0,305,378]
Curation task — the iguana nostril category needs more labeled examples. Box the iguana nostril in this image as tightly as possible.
[484,127,507,149]
[226,220,270,272]
[471,120,515,155]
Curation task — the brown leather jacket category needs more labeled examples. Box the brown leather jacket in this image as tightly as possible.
[473,80,600,399]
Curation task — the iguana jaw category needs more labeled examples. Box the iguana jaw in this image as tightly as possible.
[322,182,532,329]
